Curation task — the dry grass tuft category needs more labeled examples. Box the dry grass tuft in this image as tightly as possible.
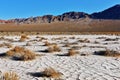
[42,67,62,79]
[94,49,120,57]
[26,42,31,46]
[19,34,29,42]
[47,45,61,53]
[6,46,36,61]
[3,72,19,80]
[47,46,54,53]
[53,45,61,52]
[21,34,29,39]
[67,49,78,56]
[6,46,24,56]
[44,41,51,46]
[19,38,26,42]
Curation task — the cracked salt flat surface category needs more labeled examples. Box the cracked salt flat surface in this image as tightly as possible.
[0,34,120,80]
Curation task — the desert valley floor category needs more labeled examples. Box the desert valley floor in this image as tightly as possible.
[0,34,120,80]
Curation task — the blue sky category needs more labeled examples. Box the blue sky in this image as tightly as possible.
[0,0,120,19]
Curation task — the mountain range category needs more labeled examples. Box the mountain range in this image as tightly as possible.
[0,4,120,32]
[0,4,120,24]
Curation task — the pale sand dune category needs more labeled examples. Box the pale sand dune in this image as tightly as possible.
[0,35,120,80]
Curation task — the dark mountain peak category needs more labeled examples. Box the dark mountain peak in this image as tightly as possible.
[62,11,87,16]
[61,11,88,20]
[43,15,53,17]
[91,4,120,19]
[113,4,120,7]
[62,11,85,14]
[105,4,120,11]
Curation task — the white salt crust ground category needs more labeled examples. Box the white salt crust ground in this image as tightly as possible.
[0,35,120,80]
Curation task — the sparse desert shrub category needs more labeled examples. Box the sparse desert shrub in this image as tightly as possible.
[19,38,26,42]
[53,45,61,52]
[42,67,62,79]
[67,49,78,56]
[47,46,54,53]
[44,41,51,46]
[3,72,19,80]
[94,49,120,57]
[26,42,31,46]
[6,46,36,61]
[6,46,24,56]
[21,34,29,39]
[19,34,29,42]
[46,45,61,53]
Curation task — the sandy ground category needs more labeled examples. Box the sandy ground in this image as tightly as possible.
[0,19,120,32]
[0,35,120,80]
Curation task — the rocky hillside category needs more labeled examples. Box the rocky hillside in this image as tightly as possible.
[9,12,88,24]
[0,20,12,24]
